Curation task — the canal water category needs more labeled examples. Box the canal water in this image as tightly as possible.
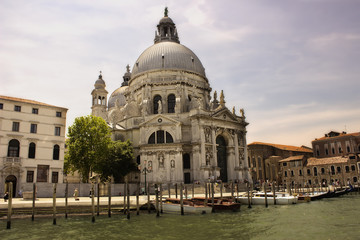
[1,194,360,240]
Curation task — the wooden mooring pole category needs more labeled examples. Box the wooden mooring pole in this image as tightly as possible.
[175,183,178,199]
[123,182,127,215]
[127,178,130,220]
[91,183,95,223]
[220,182,223,199]
[204,182,208,206]
[168,183,171,198]
[155,184,160,217]
[180,183,184,215]
[32,183,36,221]
[97,183,100,216]
[247,182,251,208]
[211,182,215,213]
[272,182,276,205]
[108,182,112,218]
[65,181,68,219]
[147,183,151,214]
[160,183,163,214]
[7,182,12,229]
[136,182,140,215]
[53,183,57,225]
[192,182,195,198]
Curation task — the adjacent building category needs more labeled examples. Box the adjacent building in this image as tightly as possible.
[90,10,250,184]
[0,95,67,196]
[248,142,313,183]
[280,131,360,187]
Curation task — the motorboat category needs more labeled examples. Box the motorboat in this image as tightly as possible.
[162,198,213,214]
[236,192,297,205]
[191,197,241,212]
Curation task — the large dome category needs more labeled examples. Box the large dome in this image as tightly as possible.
[131,42,206,78]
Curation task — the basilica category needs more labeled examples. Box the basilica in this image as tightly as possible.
[91,9,250,184]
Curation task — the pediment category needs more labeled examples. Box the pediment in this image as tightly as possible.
[140,114,181,127]
[211,107,238,122]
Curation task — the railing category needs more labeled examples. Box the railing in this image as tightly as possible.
[3,157,22,165]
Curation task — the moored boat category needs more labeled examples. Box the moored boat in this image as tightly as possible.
[236,192,297,205]
[162,198,213,214]
[191,197,241,212]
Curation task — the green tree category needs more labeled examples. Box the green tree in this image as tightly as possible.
[98,140,137,183]
[65,115,111,182]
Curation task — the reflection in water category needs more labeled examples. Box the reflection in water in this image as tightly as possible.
[1,194,360,240]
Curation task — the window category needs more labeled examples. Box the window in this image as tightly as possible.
[347,146,351,153]
[28,142,36,159]
[26,171,34,183]
[313,167,318,176]
[56,111,62,117]
[284,171,288,177]
[351,165,356,171]
[336,166,341,173]
[148,130,174,144]
[321,168,325,174]
[37,165,49,182]
[52,172,59,183]
[14,105,21,112]
[0,103,3,109]
[153,95,162,114]
[8,139,20,157]
[30,124,37,133]
[299,169,302,176]
[345,166,350,173]
[307,169,311,176]
[55,127,61,136]
[12,122,20,132]
[32,108,38,114]
[167,94,176,113]
[53,145,60,160]
[331,147,335,154]
[331,166,335,175]
[282,162,287,167]
[136,156,140,165]
[325,148,329,155]
[291,170,294,177]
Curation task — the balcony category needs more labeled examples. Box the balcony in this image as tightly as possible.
[3,157,22,166]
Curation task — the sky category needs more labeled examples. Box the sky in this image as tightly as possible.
[1,0,360,148]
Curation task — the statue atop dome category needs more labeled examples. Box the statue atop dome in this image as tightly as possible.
[164,7,168,17]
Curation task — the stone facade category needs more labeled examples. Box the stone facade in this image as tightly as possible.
[247,142,313,183]
[312,131,360,158]
[0,95,67,197]
[90,11,250,184]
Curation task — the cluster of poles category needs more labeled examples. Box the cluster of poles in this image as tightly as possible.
[4,180,245,229]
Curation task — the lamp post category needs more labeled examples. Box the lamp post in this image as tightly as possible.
[140,160,152,195]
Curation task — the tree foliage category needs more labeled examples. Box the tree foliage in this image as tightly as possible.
[65,115,111,182]
[97,140,137,183]
[65,115,137,183]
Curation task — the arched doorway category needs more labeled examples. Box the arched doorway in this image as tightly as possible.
[5,175,17,197]
[183,153,191,184]
[216,135,228,182]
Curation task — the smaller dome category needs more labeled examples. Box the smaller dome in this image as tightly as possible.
[159,17,174,24]
[94,73,106,89]
[108,86,128,109]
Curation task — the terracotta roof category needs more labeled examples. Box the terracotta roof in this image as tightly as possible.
[248,142,313,153]
[306,157,348,166]
[0,95,67,110]
[279,155,304,162]
[313,132,360,141]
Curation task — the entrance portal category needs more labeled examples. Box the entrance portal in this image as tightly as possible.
[5,175,17,197]
[216,135,228,182]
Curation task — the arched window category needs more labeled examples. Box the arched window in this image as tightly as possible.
[351,165,356,171]
[153,95,162,114]
[28,142,36,159]
[8,139,20,157]
[336,166,341,173]
[53,144,60,160]
[148,131,174,144]
[183,153,190,169]
[313,167,317,176]
[167,94,176,113]
[330,166,335,174]
[345,166,350,172]
[321,168,325,174]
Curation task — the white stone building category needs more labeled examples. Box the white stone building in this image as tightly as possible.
[0,95,67,196]
[91,10,250,184]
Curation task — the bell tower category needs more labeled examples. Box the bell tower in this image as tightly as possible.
[91,71,108,119]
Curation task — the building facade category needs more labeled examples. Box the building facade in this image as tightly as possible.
[91,10,250,184]
[0,95,67,196]
[247,142,313,183]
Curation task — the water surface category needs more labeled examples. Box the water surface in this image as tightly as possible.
[1,194,360,240]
